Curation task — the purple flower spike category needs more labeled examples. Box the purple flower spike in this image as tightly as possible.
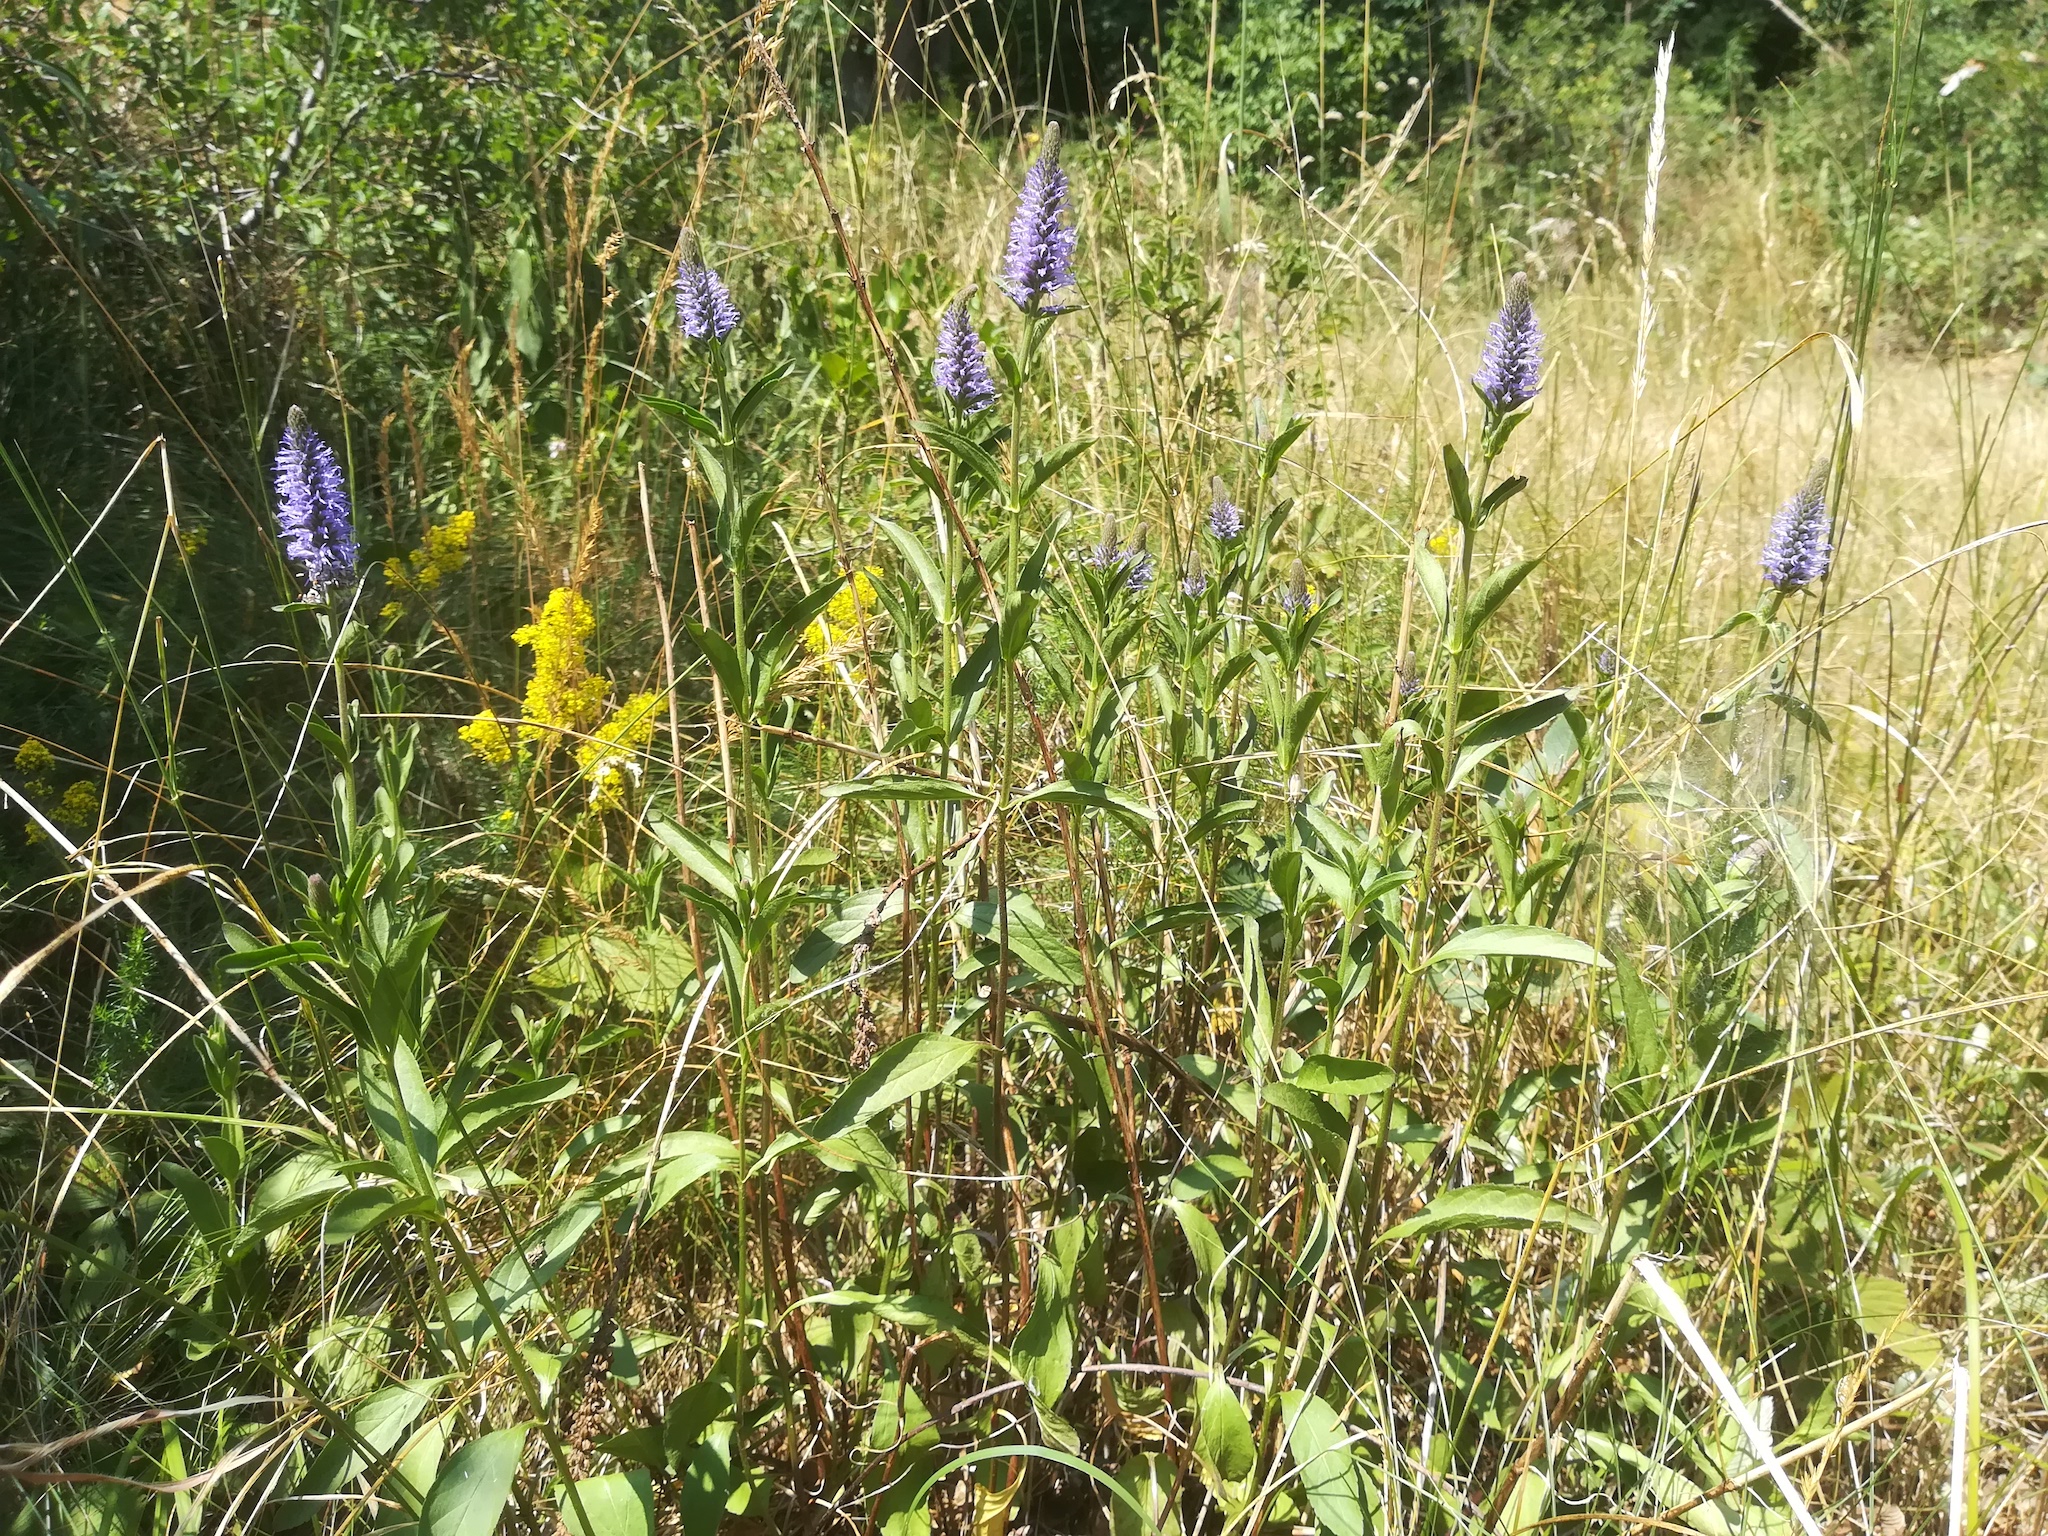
[933,299,998,415]
[1760,467,1833,592]
[1180,568,1209,598]
[1208,478,1245,541]
[273,405,358,597]
[674,234,741,343]
[1124,546,1155,591]
[1002,125,1079,312]
[1472,273,1544,413]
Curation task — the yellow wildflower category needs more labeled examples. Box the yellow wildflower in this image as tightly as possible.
[382,510,477,620]
[805,567,883,656]
[54,780,98,829]
[14,738,55,791]
[513,588,608,747]
[1426,523,1456,557]
[576,691,661,811]
[178,524,209,557]
[459,711,515,766]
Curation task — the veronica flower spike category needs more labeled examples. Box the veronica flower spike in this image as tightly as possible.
[1472,272,1544,415]
[1760,466,1833,593]
[273,405,359,598]
[933,299,998,415]
[1002,124,1080,313]
[674,232,741,344]
[1208,478,1245,541]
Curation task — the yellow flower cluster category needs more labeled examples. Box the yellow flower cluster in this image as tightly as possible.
[512,587,608,744]
[805,567,882,656]
[575,691,662,811]
[54,780,98,829]
[14,738,54,796]
[380,510,476,621]
[459,587,662,814]
[458,710,514,766]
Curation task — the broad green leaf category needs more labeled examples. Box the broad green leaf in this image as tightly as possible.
[678,1423,732,1536]
[1279,1391,1367,1536]
[875,517,948,615]
[1612,950,1669,1086]
[1011,1256,1076,1406]
[825,774,982,803]
[1412,538,1449,630]
[1449,693,1574,787]
[250,1151,352,1235]
[322,1185,419,1244]
[959,893,1085,987]
[586,932,696,1014]
[1576,1431,1739,1536]
[162,1164,233,1253]
[1380,1184,1601,1243]
[280,1378,445,1527]
[1169,1199,1229,1338]
[1110,1454,1181,1536]
[1460,557,1543,649]
[1427,924,1607,969]
[810,1033,985,1143]
[1024,437,1095,504]
[1491,1467,1549,1536]
[445,1199,606,1345]
[459,1075,579,1141]
[1194,1378,1256,1485]
[363,1042,444,1191]
[646,818,739,903]
[1851,1276,1943,1370]
[1018,776,1155,838]
[423,1424,529,1536]
[1292,1055,1392,1100]
[1262,415,1312,481]
[924,422,1005,489]
[216,938,336,976]
[809,1290,991,1343]
[562,1471,654,1536]
[642,396,718,435]
[1442,444,1473,523]
[596,1132,741,1218]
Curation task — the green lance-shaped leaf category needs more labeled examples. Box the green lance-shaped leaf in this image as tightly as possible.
[362,1041,444,1194]
[958,891,1085,986]
[1262,414,1313,483]
[1458,556,1542,652]
[1010,1240,1077,1406]
[562,1471,655,1536]
[1449,692,1576,787]
[1023,437,1095,506]
[643,396,718,436]
[444,1197,607,1346]
[678,1422,733,1536]
[1279,1392,1370,1536]
[1018,777,1155,841]
[875,517,950,616]
[1193,1378,1256,1485]
[760,1032,986,1170]
[1443,444,1475,525]
[1426,923,1608,969]
[279,1377,447,1527]
[1412,536,1450,631]
[1380,1184,1602,1243]
[422,1424,530,1536]
[824,773,983,804]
